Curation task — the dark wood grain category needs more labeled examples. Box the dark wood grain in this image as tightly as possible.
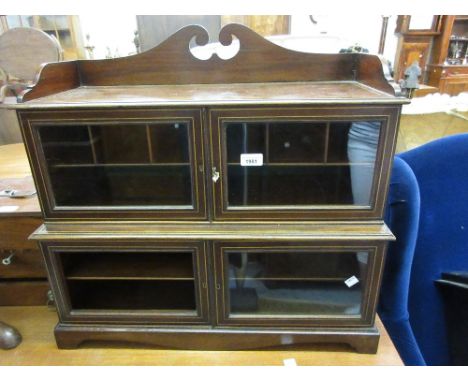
[54,323,380,353]
[19,61,79,103]
[15,82,405,109]
[30,222,395,242]
[356,55,403,96]
[19,24,404,104]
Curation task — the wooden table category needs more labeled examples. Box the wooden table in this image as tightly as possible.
[0,306,402,365]
[0,142,41,216]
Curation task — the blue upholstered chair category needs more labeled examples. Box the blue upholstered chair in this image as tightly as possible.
[379,133,468,366]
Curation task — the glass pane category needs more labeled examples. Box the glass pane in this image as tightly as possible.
[59,250,197,311]
[37,122,193,207]
[226,250,369,316]
[224,120,381,207]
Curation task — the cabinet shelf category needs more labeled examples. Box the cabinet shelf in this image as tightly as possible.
[51,163,191,168]
[229,282,362,316]
[67,279,197,311]
[62,251,195,281]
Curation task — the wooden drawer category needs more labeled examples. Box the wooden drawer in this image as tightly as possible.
[0,217,45,278]
[0,217,42,250]
[0,247,46,278]
[0,280,50,306]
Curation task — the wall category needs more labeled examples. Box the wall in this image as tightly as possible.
[289,15,399,64]
[78,14,138,59]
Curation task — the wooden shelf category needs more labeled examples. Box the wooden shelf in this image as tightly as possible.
[51,163,190,168]
[63,252,195,281]
[15,82,406,108]
[67,279,197,311]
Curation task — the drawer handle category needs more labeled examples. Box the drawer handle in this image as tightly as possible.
[46,290,56,310]
[2,251,15,266]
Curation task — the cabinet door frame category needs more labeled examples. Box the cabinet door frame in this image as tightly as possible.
[212,240,387,328]
[209,105,400,220]
[40,240,210,325]
[19,108,207,220]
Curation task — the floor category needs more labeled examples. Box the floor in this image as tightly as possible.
[396,111,468,153]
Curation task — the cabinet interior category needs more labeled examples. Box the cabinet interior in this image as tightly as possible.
[58,250,198,312]
[38,122,193,207]
[224,120,382,207]
[225,250,368,316]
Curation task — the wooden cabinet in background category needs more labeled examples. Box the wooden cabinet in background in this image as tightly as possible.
[427,16,468,95]
[393,15,442,84]
[427,65,468,95]
[394,15,468,95]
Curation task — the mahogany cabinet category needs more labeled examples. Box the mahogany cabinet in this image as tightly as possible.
[425,15,468,95]
[11,24,408,352]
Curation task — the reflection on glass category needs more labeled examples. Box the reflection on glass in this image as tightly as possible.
[224,121,381,207]
[227,251,369,316]
[347,121,381,205]
[38,122,193,207]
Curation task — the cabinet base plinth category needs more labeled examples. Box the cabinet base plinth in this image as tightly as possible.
[54,324,380,354]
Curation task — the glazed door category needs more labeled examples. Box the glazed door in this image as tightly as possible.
[210,106,400,220]
[213,241,386,327]
[20,109,207,220]
[41,241,210,324]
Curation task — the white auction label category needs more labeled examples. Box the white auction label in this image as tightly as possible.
[344,275,360,288]
[0,206,19,212]
[283,358,297,366]
[240,153,263,166]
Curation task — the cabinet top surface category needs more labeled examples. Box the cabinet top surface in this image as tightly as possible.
[10,81,407,109]
[6,24,408,108]
[31,222,395,241]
